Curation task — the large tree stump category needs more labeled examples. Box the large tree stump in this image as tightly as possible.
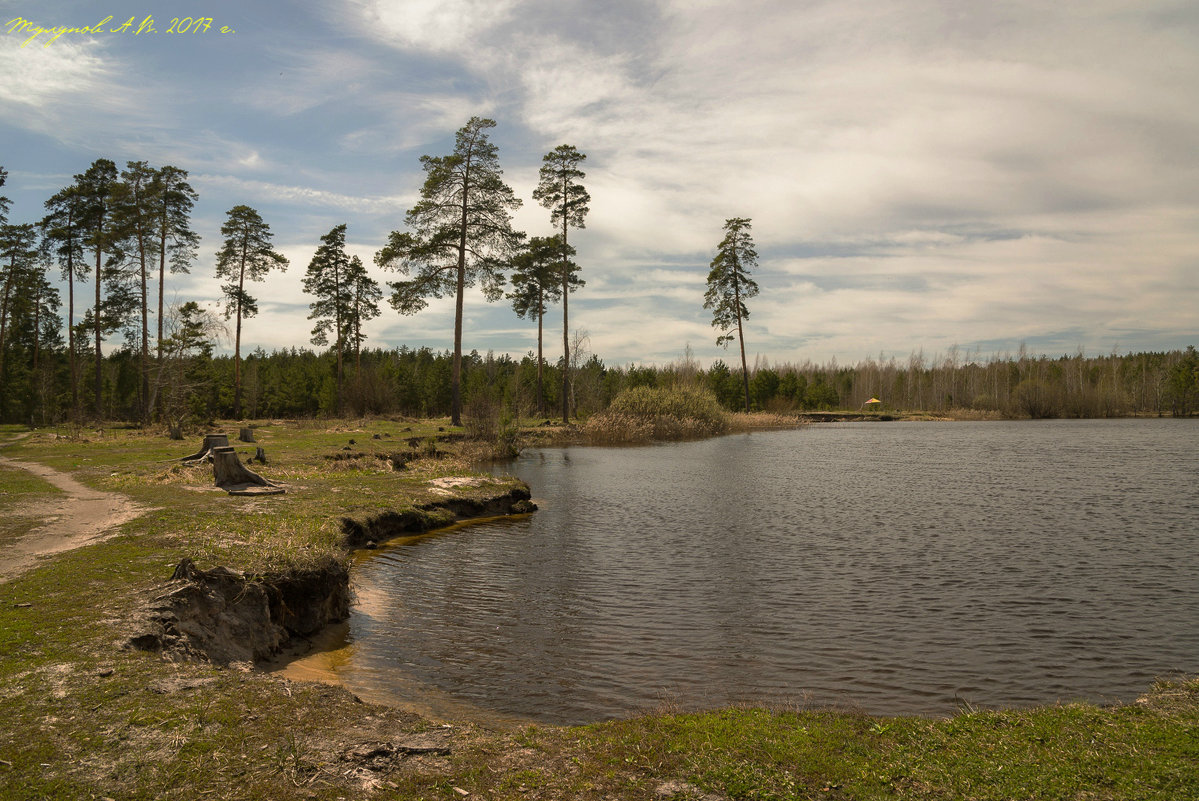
[239,427,255,443]
[211,446,284,495]
[180,433,230,463]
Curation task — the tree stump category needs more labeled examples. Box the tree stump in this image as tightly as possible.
[211,446,284,495]
[254,447,267,464]
[180,433,230,463]
[239,427,255,443]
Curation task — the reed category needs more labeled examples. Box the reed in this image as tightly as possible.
[584,386,729,443]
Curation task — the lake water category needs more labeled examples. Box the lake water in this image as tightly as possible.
[290,419,1199,725]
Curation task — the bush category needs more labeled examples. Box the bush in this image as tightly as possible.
[585,386,729,442]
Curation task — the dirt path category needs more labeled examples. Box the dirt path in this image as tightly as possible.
[0,437,146,583]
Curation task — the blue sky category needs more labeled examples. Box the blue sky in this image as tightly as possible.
[3,0,1197,368]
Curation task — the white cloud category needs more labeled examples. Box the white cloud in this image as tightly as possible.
[0,36,154,144]
[345,0,518,53]
[191,174,413,216]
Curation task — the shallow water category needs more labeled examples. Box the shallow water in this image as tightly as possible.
[292,419,1199,724]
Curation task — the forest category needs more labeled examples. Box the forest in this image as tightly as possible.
[2,138,1198,430]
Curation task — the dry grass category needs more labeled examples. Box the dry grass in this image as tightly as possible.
[728,411,807,431]
[583,386,730,444]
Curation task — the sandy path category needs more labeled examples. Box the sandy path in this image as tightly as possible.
[0,439,146,583]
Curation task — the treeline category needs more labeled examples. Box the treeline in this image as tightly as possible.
[4,340,1196,427]
[696,346,1199,418]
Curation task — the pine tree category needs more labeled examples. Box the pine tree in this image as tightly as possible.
[151,166,199,413]
[508,234,580,416]
[0,223,39,385]
[704,217,760,412]
[345,255,381,373]
[76,159,121,419]
[533,145,590,423]
[43,184,89,420]
[215,205,288,419]
[115,161,161,420]
[303,224,355,413]
[376,117,522,426]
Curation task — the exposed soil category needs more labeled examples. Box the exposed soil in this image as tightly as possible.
[0,437,148,583]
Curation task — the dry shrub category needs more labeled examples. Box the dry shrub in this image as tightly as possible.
[584,386,729,443]
[728,412,805,431]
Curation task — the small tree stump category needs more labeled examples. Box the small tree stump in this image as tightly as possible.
[254,447,267,464]
[211,446,284,495]
[239,427,255,443]
[180,433,230,463]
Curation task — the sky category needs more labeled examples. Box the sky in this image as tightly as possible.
[2,0,1197,369]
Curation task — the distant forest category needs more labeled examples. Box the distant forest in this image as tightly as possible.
[1,340,1197,427]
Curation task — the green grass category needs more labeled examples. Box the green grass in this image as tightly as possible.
[0,463,63,546]
[0,418,1195,800]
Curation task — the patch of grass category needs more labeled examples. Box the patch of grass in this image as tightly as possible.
[0,463,63,546]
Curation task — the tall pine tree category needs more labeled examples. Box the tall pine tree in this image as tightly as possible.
[345,254,381,373]
[215,205,288,418]
[0,224,40,415]
[533,144,590,423]
[508,234,580,416]
[303,224,354,414]
[115,161,161,420]
[43,184,89,419]
[152,166,199,412]
[376,117,522,426]
[76,159,121,419]
[704,217,760,412]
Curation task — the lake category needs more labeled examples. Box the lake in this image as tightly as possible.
[286,419,1199,725]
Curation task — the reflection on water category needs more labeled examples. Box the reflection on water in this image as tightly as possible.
[286,419,1199,724]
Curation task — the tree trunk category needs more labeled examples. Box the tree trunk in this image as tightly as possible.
[181,432,230,463]
[239,427,255,443]
[561,217,570,424]
[211,446,281,493]
[536,287,544,416]
[140,241,150,423]
[734,266,750,413]
[94,241,102,420]
[233,260,244,419]
[68,265,78,421]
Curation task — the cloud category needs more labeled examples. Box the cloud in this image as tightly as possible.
[191,174,413,216]
[10,0,1197,367]
[345,0,518,53]
[0,36,149,144]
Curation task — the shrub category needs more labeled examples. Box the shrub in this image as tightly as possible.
[585,386,729,442]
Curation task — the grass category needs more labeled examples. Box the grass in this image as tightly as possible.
[0,464,62,547]
[0,418,1196,800]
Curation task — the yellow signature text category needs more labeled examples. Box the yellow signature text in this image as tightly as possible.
[5,15,234,47]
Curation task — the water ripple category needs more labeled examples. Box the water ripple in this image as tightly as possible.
[333,419,1199,724]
